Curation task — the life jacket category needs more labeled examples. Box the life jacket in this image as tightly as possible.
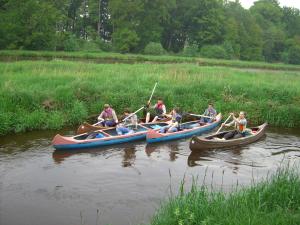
[155,103,165,115]
[206,108,216,117]
[102,108,113,120]
[172,113,182,127]
[235,119,247,133]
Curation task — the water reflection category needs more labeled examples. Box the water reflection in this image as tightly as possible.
[145,142,181,161]
[122,147,136,167]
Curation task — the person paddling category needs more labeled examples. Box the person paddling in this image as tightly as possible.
[116,109,138,135]
[222,111,247,140]
[98,104,118,127]
[159,108,182,133]
[145,98,167,123]
[201,103,217,123]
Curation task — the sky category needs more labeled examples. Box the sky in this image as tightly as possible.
[237,0,300,9]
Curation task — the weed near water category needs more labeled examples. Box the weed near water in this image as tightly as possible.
[0,61,300,135]
[149,168,300,225]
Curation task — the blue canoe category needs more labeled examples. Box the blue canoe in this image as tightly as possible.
[146,113,222,143]
[52,123,169,150]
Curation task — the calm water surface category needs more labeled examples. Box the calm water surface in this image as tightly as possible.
[1,128,300,225]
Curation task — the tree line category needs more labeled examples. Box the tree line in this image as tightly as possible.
[1,0,300,64]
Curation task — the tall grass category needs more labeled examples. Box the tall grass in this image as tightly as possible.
[1,50,300,71]
[149,168,300,225]
[0,60,300,135]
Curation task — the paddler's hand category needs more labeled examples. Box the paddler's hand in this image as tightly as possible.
[146,101,151,107]
[230,113,234,116]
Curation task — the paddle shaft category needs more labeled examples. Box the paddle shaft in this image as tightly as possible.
[122,106,144,122]
[215,115,232,134]
[188,113,214,119]
[148,82,158,103]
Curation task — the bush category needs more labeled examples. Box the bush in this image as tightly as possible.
[222,41,235,59]
[200,45,227,59]
[64,35,80,51]
[144,42,166,55]
[82,41,102,52]
[182,44,199,57]
[112,28,140,53]
[288,45,300,65]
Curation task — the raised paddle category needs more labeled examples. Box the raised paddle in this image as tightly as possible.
[215,114,232,134]
[148,82,158,104]
[122,82,158,122]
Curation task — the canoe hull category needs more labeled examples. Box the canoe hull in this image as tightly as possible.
[53,132,146,150]
[146,114,222,143]
[53,122,170,150]
[189,123,268,151]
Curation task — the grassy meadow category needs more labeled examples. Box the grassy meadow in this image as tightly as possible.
[2,50,300,71]
[148,168,300,225]
[0,60,300,135]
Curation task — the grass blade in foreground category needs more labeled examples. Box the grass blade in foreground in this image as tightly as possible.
[149,168,300,225]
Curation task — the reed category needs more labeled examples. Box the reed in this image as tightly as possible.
[148,167,300,225]
[0,60,300,135]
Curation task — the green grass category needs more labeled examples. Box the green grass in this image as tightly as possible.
[0,60,300,135]
[148,168,300,225]
[1,50,300,71]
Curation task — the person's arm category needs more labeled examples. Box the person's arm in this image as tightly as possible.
[162,105,167,115]
[112,110,118,123]
[98,111,104,121]
[224,120,234,127]
[203,109,208,116]
[169,121,178,129]
[213,109,217,116]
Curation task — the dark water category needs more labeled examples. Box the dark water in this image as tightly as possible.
[1,128,300,225]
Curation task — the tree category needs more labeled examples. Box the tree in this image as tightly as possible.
[0,0,60,50]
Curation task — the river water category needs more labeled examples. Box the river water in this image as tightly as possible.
[1,128,300,225]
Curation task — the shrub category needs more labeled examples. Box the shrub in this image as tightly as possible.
[64,35,80,51]
[182,44,199,57]
[288,44,300,65]
[144,42,166,55]
[82,41,102,52]
[200,45,227,59]
[112,28,139,53]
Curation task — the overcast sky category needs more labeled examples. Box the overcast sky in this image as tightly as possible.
[237,0,300,9]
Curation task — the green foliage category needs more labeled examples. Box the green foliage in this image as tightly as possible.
[63,35,80,52]
[288,44,300,64]
[182,44,199,57]
[149,168,300,225]
[144,42,165,55]
[81,41,102,52]
[1,60,300,135]
[112,28,140,53]
[200,45,227,59]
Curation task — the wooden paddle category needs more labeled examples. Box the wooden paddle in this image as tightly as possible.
[215,114,232,134]
[187,113,214,119]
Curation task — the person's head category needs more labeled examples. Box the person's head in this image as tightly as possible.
[157,98,163,105]
[208,103,214,109]
[123,108,131,116]
[239,111,245,119]
[104,104,110,110]
[172,107,180,114]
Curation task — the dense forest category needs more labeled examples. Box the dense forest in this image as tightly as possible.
[1,0,300,64]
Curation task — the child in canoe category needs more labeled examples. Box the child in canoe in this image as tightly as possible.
[98,104,118,127]
[145,98,167,123]
[159,108,182,133]
[116,109,138,135]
